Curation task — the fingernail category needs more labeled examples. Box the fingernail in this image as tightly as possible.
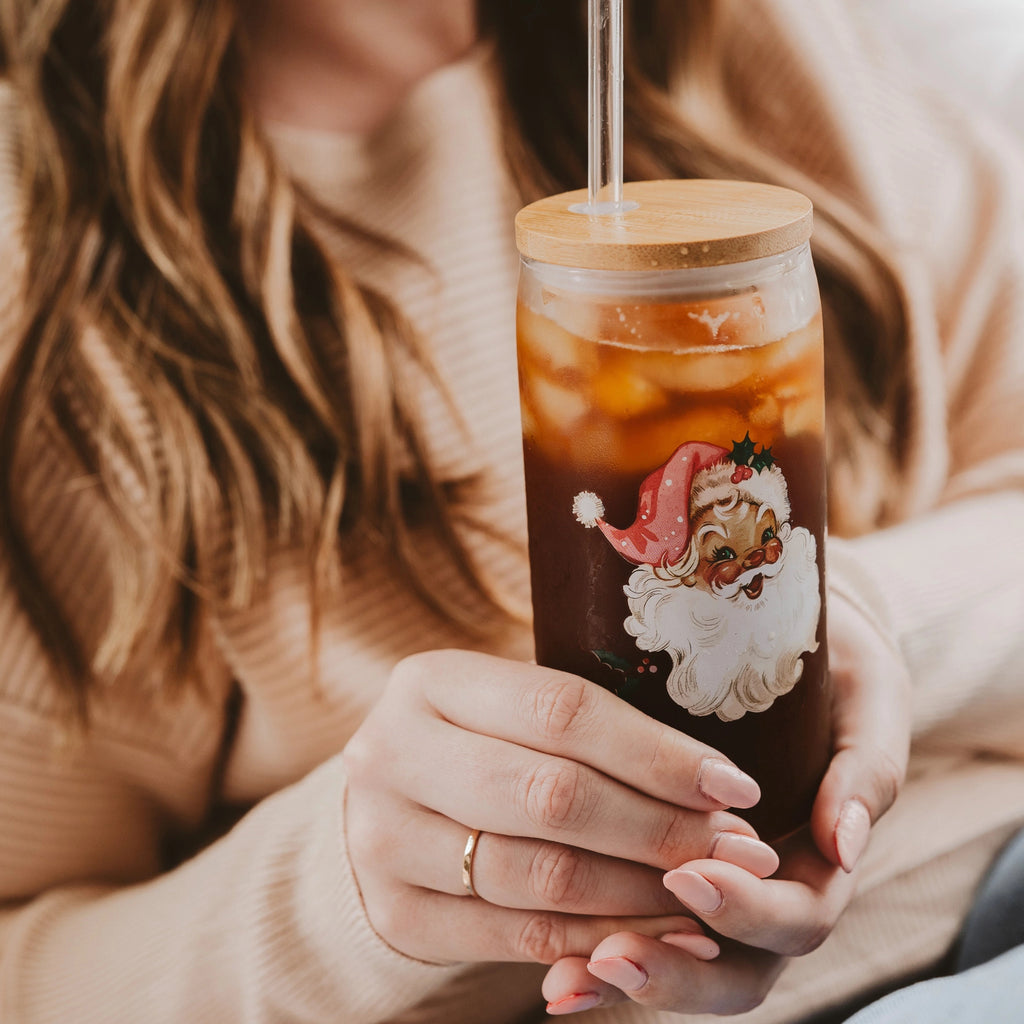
[711,831,780,878]
[664,869,724,914]
[835,799,871,873]
[587,956,648,992]
[659,930,721,960]
[546,991,603,1015]
[698,759,761,808]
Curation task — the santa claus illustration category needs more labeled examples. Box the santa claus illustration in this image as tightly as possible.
[572,437,820,722]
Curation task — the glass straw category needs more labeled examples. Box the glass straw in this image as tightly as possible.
[573,0,636,214]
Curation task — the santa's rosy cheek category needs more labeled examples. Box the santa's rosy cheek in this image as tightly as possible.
[764,538,783,564]
[705,561,742,587]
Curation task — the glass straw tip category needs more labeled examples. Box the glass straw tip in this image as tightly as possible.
[568,199,639,216]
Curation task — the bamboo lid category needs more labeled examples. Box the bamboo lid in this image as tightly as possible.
[515,179,813,271]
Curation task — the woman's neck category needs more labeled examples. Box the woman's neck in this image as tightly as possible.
[242,0,477,135]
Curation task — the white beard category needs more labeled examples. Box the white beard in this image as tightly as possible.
[623,526,821,721]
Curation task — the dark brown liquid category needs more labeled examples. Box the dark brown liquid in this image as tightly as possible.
[518,298,831,842]
[523,433,830,840]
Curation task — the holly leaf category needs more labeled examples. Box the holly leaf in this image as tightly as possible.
[592,649,636,675]
[729,432,757,466]
[751,446,775,472]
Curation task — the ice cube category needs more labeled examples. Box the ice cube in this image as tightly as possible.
[640,348,758,394]
[749,394,782,433]
[591,365,668,418]
[526,374,590,437]
[782,395,825,436]
[517,303,592,376]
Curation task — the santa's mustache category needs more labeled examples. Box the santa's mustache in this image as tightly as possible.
[711,547,785,600]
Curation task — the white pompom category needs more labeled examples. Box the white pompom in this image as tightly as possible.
[572,491,605,528]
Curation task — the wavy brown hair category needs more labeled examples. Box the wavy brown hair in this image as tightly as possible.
[0,0,908,714]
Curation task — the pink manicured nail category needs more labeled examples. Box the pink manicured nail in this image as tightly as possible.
[546,991,603,1015]
[711,831,780,878]
[659,930,721,960]
[664,869,724,914]
[587,956,648,992]
[698,759,761,808]
[835,799,871,872]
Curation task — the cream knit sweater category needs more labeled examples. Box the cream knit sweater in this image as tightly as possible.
[2,2,1024,1022]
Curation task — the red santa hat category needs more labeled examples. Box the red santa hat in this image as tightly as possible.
[573,439,790,567]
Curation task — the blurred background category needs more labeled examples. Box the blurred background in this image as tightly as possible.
[858,0,1024,142]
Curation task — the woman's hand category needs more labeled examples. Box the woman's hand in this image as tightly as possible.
[343,649,780,965]
[542,590,912,1016]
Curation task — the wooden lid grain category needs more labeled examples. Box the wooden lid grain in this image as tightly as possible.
[515,179,813,271]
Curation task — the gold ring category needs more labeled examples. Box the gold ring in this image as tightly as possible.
[462,828,483,897]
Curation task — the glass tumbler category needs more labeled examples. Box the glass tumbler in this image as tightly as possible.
[515,180,829,841]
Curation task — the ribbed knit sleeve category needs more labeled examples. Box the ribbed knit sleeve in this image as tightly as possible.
[722,0,1024,752]
[822,26,1024,755]
[830,493,1024,755]
[0,343,470,1023]
[0,751,469,1024]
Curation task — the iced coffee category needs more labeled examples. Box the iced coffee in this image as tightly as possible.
[515,180,829,840]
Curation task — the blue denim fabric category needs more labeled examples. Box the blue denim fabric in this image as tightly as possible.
[840,945,1024,1024]
[956,826,1024,971]
[841,826,1024,1024]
